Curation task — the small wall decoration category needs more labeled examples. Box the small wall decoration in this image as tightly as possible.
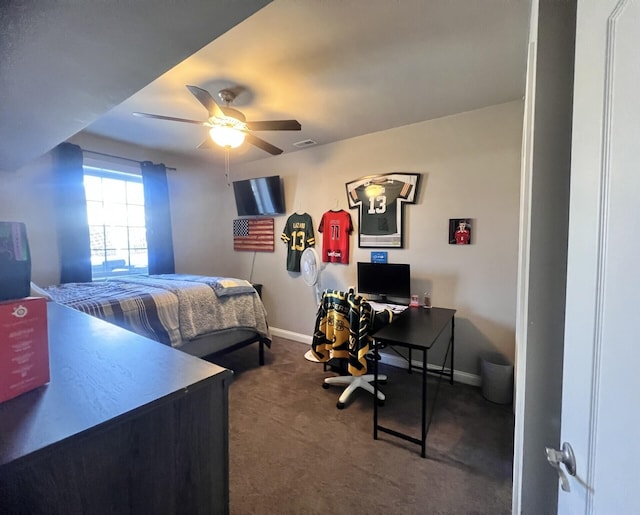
[449,218,472,245]
[346,172,420,248]
[371,251,388,263]
[233,218,275,252]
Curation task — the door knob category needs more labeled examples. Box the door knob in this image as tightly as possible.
[545,442,576,492]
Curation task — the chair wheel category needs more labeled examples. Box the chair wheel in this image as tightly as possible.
[322,383,330,389]
[377,399,385,407]
[337,402,345,409]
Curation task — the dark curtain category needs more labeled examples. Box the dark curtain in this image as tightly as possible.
[141,161,175,275]
[52,143,92,283]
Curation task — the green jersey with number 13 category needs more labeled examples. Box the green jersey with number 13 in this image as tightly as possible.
[280,212,315,272]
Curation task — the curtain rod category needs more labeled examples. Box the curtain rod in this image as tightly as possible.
[82,149,177,171]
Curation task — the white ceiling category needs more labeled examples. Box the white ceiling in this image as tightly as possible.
[0,0,269,171]
[1,0,530,170]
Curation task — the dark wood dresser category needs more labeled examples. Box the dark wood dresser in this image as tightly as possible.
[0,302,233,515]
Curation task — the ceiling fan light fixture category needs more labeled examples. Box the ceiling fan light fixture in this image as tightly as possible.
[209,125,245,148]
[139,85,300,155]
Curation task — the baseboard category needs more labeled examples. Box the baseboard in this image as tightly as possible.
[378,351,481,387]
[269,326,481,387]
[270,327,313,345]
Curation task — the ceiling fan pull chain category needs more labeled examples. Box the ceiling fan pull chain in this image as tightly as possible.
[224,148,231,186]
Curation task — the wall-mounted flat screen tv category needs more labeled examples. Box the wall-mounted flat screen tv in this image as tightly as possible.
[232,175,286,216]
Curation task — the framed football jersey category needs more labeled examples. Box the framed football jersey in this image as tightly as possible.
[346,172,420,248]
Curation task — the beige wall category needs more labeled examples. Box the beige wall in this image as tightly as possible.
[0,100,522,378]
[0,152,59,286]
[172,100,523,377]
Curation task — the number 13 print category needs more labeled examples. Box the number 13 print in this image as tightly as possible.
[289,230,306,250]
[367,194,387,214]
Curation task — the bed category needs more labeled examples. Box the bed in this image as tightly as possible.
[43,274,271,364]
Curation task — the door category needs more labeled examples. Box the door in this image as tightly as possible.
[559,0,640,512]
[513,0,576,512]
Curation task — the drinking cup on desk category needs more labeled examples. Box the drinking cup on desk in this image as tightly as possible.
[424,292,432,309]
[409,294,420,307]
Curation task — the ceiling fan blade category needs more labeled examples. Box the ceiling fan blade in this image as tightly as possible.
[186,85,225,118]
[246,120,301,131]
[133,112,205,125]
[245,133,283,155]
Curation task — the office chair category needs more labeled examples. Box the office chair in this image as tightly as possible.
[310,288,392,409]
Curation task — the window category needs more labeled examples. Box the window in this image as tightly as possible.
[84,166,148,279]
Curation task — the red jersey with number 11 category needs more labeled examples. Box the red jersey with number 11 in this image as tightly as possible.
[318,210,353,264]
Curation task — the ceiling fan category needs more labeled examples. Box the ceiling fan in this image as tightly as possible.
[133,85,301,155]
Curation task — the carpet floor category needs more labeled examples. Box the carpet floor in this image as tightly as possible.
[211,336,514,515]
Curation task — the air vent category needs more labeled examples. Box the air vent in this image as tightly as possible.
[293,139,317,148]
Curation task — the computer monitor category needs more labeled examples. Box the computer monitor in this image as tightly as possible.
[357,262,411,303]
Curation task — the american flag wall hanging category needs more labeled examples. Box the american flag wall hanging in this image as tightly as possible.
[233,218,275,252]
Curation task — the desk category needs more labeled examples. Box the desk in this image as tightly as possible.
[0,303,232,514]
[372,306,456,458]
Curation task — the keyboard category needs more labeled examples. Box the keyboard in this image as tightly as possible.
[368,301,408,314]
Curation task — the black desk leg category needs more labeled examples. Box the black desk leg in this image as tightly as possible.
[450,317,455,384]
[421,349,428,458]
[373,340,379,440]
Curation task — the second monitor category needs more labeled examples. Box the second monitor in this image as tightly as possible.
[357,262,411,303]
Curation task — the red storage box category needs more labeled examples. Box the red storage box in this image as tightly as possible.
[0,297,49,403]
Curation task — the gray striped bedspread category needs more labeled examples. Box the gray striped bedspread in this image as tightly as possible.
[45,274,271,349]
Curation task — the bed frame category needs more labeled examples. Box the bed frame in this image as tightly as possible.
[180,327,270,366]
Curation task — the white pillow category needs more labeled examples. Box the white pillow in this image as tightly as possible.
[30,282,53,300]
